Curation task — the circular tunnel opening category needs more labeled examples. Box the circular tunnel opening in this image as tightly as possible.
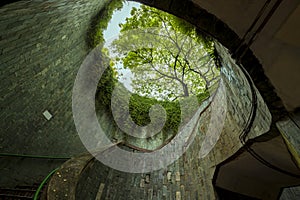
[91,0,222,151]
[70,0,272,173]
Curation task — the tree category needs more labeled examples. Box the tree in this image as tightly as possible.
[110,5,219,101]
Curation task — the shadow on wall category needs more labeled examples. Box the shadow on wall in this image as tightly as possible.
[0,0,22,7]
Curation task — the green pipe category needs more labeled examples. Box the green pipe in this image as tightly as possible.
[0,153,70,160]
[33,168,59,200]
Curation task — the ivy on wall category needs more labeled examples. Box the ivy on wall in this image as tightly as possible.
[96,68,209,135]
[88,0,124,48]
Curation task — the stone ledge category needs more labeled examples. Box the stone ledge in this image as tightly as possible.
[277,117,300,169]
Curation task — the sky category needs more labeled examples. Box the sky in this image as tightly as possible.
[103,2,140,40]
[103,1,141,91]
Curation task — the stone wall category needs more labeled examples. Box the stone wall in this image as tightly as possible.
[0,0,110,156]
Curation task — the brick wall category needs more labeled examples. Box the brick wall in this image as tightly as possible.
[0,0,110,156]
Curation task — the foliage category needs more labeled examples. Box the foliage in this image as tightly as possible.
[111,5,220,101]
[96,51,210,134]
[95,3,215,138]
[98,78,209,133]
[129,91,209,132]
[88,0,124,48]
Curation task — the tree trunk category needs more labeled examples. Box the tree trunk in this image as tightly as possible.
[183,83,189,97]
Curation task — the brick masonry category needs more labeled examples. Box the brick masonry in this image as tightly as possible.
[0,0,110,156]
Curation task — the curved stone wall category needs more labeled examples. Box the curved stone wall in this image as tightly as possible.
[55,41,272,199]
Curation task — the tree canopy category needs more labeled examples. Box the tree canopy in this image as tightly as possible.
[95,3,220,139]
[110,5,220,101]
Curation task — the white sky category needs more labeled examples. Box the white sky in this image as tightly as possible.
[103,2,141,40]
[103,1,141,91]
